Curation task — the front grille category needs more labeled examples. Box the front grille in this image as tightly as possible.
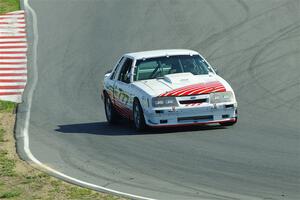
[222,114,230,118]
[160,120,168,124]
[225,104,234,108]
[178,115,213,122]
[179,98,208,104]
[155,110,164,114]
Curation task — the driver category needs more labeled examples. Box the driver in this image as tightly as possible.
[166,59,182,74]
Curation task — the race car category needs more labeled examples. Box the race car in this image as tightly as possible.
[101,49,238,130]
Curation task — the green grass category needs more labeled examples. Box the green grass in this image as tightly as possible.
[0,129,4,142]
[0,146,124,199]
[0,150,16,177]
[21,173,50,185]
[0,101,16,113]
[0,189,21,199]
[68,187,94,199]
[0,0,20,14]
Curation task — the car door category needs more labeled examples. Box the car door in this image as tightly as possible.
[105,56,126,99]
[113,57,134,117]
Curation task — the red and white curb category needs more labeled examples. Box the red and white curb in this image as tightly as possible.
[0,10,27,103]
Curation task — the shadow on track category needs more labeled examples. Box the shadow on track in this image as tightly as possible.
[55,120,226,136]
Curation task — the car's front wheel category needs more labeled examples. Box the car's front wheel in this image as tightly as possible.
[104,93,117,124]
[133,99,146,131]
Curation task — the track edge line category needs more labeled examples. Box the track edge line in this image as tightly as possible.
[17,1,155,200]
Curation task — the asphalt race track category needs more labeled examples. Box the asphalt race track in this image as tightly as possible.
[17,0,300,199]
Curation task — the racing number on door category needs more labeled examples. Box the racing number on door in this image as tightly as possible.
[116,87,129,104]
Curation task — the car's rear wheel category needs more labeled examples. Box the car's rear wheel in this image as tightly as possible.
[133,99,146,131]
[104,93,117,124]
[220,117,237,126]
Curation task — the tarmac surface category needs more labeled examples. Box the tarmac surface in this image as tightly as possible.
[17,0,300,199]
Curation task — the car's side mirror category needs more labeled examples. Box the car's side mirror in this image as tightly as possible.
[105,69,112,74]
[104,69,112,77]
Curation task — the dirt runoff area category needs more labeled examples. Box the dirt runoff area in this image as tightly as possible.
[0,111,125,200]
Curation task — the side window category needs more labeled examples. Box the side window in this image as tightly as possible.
[117,58,133,83]
[110,57,126,80]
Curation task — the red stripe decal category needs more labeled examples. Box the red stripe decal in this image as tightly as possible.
[0,56,26,59]
[113,99,133,119]
[0,62,26,65]
[184,86,221,96]
[182,85,224,96]
[0,68,26,71]
[0,73,27,76]
[161,84,199,96]
[0,85,25,89]
[0,46,27,49]
[159,81,226,97]
[0,92,22,96]
[0,51,26,54]
[0,36,26,39]
[0,79,26,83]
[114,104,131,117]
[167,82,218,96]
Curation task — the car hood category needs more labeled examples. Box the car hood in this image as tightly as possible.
[132,72,233,97]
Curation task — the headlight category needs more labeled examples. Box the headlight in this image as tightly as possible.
[152,97,178,107]
[210,91,234,103]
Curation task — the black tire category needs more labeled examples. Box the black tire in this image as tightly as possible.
[220,117,237,126]
[104,93,117,124]
[133,99,146,131]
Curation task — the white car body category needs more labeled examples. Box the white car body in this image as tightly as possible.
[101,49,238,128]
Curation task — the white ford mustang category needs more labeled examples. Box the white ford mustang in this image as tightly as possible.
[101,49,238,130]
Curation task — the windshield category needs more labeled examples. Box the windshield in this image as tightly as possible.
[133,55,212,81]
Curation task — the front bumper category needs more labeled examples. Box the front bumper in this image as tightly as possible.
[143,103,237,127]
